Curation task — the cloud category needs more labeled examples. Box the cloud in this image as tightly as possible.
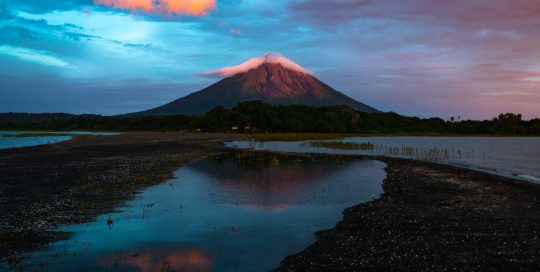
[229,28,242,35]
[0,10,160,56]
[281,0,540,118]
[288,0,376,25]
[287,0,540,28]
[93,0,216,16]
[0,5,14,19]
[0,26,38,38]
[0,45,69,67]
[1,0,539,118]
[94,0,153,12]
[0,74,193,115]
[0,0,92,13]
[199,53,312,77]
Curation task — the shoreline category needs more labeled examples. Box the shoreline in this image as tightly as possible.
[232,148,540,185]
[1,133,539,271]
[0,132,246,261]
[271,154,540,271]
[253,133,540,141]
[230,147,540,184]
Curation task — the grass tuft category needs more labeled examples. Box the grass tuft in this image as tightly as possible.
[308,140,374,150]
[253,133,348,142]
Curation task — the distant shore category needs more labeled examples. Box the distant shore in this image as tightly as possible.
[0,133,539,271]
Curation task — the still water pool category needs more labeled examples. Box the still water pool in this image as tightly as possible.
[226,137,540,184]
[0,131,119,150]
[10,155,385,272]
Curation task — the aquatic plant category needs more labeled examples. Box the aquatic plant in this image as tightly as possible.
[253,133,347,142]
[308,140,375,150]
[234,152,288,168]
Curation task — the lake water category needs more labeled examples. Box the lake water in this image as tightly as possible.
[226,137,540,184]
[0,131,119,150]
[7,155,386,272]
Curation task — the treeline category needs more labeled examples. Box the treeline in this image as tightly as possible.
[0,101,539,135]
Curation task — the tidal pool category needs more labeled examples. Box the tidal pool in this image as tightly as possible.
[12,155,386,272]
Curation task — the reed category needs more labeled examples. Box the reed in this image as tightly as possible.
[308,140,375,150]
[253,133,348,142]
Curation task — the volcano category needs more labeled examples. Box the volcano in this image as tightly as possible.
[134,54,378,116]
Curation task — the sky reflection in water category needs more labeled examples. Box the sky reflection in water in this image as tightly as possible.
[18,156,385,272]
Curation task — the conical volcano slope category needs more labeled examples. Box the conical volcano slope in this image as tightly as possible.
[134,54,378,115]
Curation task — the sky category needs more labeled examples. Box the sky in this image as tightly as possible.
[0,0,539,120]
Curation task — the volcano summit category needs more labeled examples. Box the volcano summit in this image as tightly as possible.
[134,54,378,115]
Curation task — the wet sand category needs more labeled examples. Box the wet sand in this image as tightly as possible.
[1,134,539,271]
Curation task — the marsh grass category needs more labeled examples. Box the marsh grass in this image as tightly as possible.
[233,152,285,168]
[252,132,519,142]
[287,139,485,165]
[253,133,349,142]
[308,140,375,150]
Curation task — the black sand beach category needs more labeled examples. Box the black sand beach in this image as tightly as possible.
[1,133,539,271]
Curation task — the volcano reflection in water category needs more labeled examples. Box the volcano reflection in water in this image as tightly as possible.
[18,155,386,272]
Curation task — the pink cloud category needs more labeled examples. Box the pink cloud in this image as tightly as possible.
[199,53,312,77]
[289,0,540,118]
[290,0,540,28]
[93,0,216,15]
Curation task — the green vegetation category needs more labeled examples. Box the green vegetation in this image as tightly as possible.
[253,133,349,141]
[1,101,539,135]
[308,140,374,150]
